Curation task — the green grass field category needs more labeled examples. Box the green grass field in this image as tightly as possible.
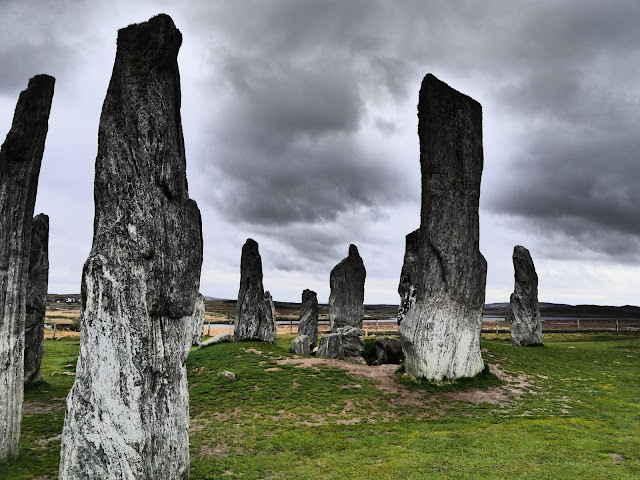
[2,333,638,479]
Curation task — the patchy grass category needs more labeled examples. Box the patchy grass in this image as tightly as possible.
[1,333,639,479]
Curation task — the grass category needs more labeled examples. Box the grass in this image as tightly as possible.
[1,333,638,479]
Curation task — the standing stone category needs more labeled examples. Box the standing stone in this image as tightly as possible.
[329,244,366,332]
[397,229,419,325]
[0,74,54,462]
[510,246,543,346]
[375,337,404,365]
[234,239,276,344]
[59,15,202,479]
[24,214,49,384]
[398,74,486,381]
[297,289,318,348]
[191,294,205,347]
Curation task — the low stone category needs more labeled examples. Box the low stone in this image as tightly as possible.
[291,335,310,356]
[218,371,236,382]
[316,333,345,359]
[337,326,365,358]
[199,332,232,349]
[375,337,404,365]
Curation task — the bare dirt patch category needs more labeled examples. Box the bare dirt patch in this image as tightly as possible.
[23,398,66,414]
[240,347,263,356]
[275,357,534,408]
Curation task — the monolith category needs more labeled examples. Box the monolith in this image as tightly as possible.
[291,335,310,355]
[297,289,318,348]
[24,214,49,384]
[191,294,205,347]
[329,244,365,331]
[0,74,54,462]
[397,229,419,325]
[398,74,486,381]
[234,239,276,344]
[59,15,202,479]
[510,246,543,346]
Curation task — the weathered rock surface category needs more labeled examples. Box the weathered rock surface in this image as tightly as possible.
[0,74,54,462]
[24,214,49,384]
[337,326,365,358]
[510,246,543,347]
[398,74,486,381]
[316,333,344,359]
[297,289,318,348]
[397,229,419,325]
[329,244,366,332]
[191,294,205,347]
[199,332,232,349]
[218,371,236,382]
[234,239,276,344]
[375,337,403,365]
[291,335,310,356]
[59,15,202,480]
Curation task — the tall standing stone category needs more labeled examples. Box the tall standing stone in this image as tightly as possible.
[234,239,276,344]
[0,74,54,462]
[329,244,366,332]
[24,213,49,384]
[510,246,543,346]
[191,294,205,347]
[397,229,419,325]
[297,289,318,348]
[398,74,486,381]
[59,15,202,479]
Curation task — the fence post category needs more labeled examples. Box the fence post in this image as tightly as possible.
[229,320,232,335]
[576,318,580,332]
[495,319,499,335]
[53,322,57,340]
[616,318,619,333]
[290,318,293,334]
[207,322,211,336]
[376,318,379,333]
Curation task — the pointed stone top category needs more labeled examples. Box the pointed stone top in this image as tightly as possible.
[302,289,317,301]
[243,238,259,252]
[420,73,481,110]
[348,244,359,257]
[513,245,530,256]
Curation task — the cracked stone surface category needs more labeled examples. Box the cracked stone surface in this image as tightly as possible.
[59,15,202,479]
[329,244,365,332]
[398,74,486,381]
[0,74,54,462]
[24,213,49,384]
[510,245,543,347]
[234,239,276,344]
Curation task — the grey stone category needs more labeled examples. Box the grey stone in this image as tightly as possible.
[291,335,310,356]
[329,244,366,332]
[398,74,487,381]
[218,371,236,382]
[191,294,205,347]
[234,239,276,344]
[337,326,365,358]
[0,74,54,462]
[298,289,318,348]
[375,337,404,365]
[510,246,543,347]
[397,229,419,325]
[24,214,49,384]
[59,15,201,480]
[316,333,345,359]
[199,332,232,348]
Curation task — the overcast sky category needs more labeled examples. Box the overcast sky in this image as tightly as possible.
[1,0,639,306]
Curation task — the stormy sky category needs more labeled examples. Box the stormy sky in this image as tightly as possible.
[1,0,639,305]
